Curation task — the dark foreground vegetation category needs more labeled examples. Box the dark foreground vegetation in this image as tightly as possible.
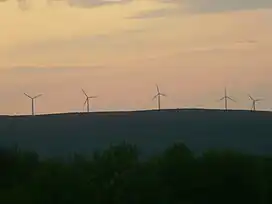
[1,142,272,204]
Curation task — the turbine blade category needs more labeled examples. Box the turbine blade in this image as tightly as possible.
[82,89,88,97]
[90,96,98,99]
[152,94,158,100]
[34,94,42,99]
[248,94,254,100]
[227,97,236,102]
[160,93,167,97]
[156,84,160,93]
[83,98,88,106]
[24,93,32,99]
[255,99,263,102]
[219,97,225,101]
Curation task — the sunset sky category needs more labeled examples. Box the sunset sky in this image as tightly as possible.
[0,0,272,115]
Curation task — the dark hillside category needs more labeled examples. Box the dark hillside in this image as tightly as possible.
[0,109,272,159]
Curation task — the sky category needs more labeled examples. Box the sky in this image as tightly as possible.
[0,0,272,115]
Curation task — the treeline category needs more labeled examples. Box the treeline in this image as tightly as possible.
[1,142,272,204]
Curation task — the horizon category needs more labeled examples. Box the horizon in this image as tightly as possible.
[1,0,272,115]
[1,107,271,117]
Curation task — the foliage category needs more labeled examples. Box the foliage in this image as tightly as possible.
[0,142,272,204]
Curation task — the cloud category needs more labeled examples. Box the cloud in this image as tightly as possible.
[129,0,272,20]
[0,0,133,10]
[184,41,258,53]
[66,0,132,8]
[236,40,258,44]
[0,0,146,51]
[127,7,180,19]
[8,65,104,73]
[159,0,272,13]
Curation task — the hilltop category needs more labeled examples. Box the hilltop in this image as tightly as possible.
[0,108,272,159]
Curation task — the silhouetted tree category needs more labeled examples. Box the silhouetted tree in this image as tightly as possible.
[0,142,272,204]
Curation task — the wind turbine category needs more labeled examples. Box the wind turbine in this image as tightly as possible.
[248,94,263,111]
[82,89,97,112]
[218,88,236,111]
[152,84,166,111]
[24,93,42,116]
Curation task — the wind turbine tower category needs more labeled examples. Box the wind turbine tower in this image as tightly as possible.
[24,93,42,116]
[152,84,166,111]
[248,94,263,111]
[219,88,235,111]
[82,89,97,112]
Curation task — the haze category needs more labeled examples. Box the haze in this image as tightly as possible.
[0,0,272,115]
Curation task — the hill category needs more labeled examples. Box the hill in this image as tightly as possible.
[0,108,272,159]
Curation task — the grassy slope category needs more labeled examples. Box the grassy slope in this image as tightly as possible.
[0,109,272,158]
